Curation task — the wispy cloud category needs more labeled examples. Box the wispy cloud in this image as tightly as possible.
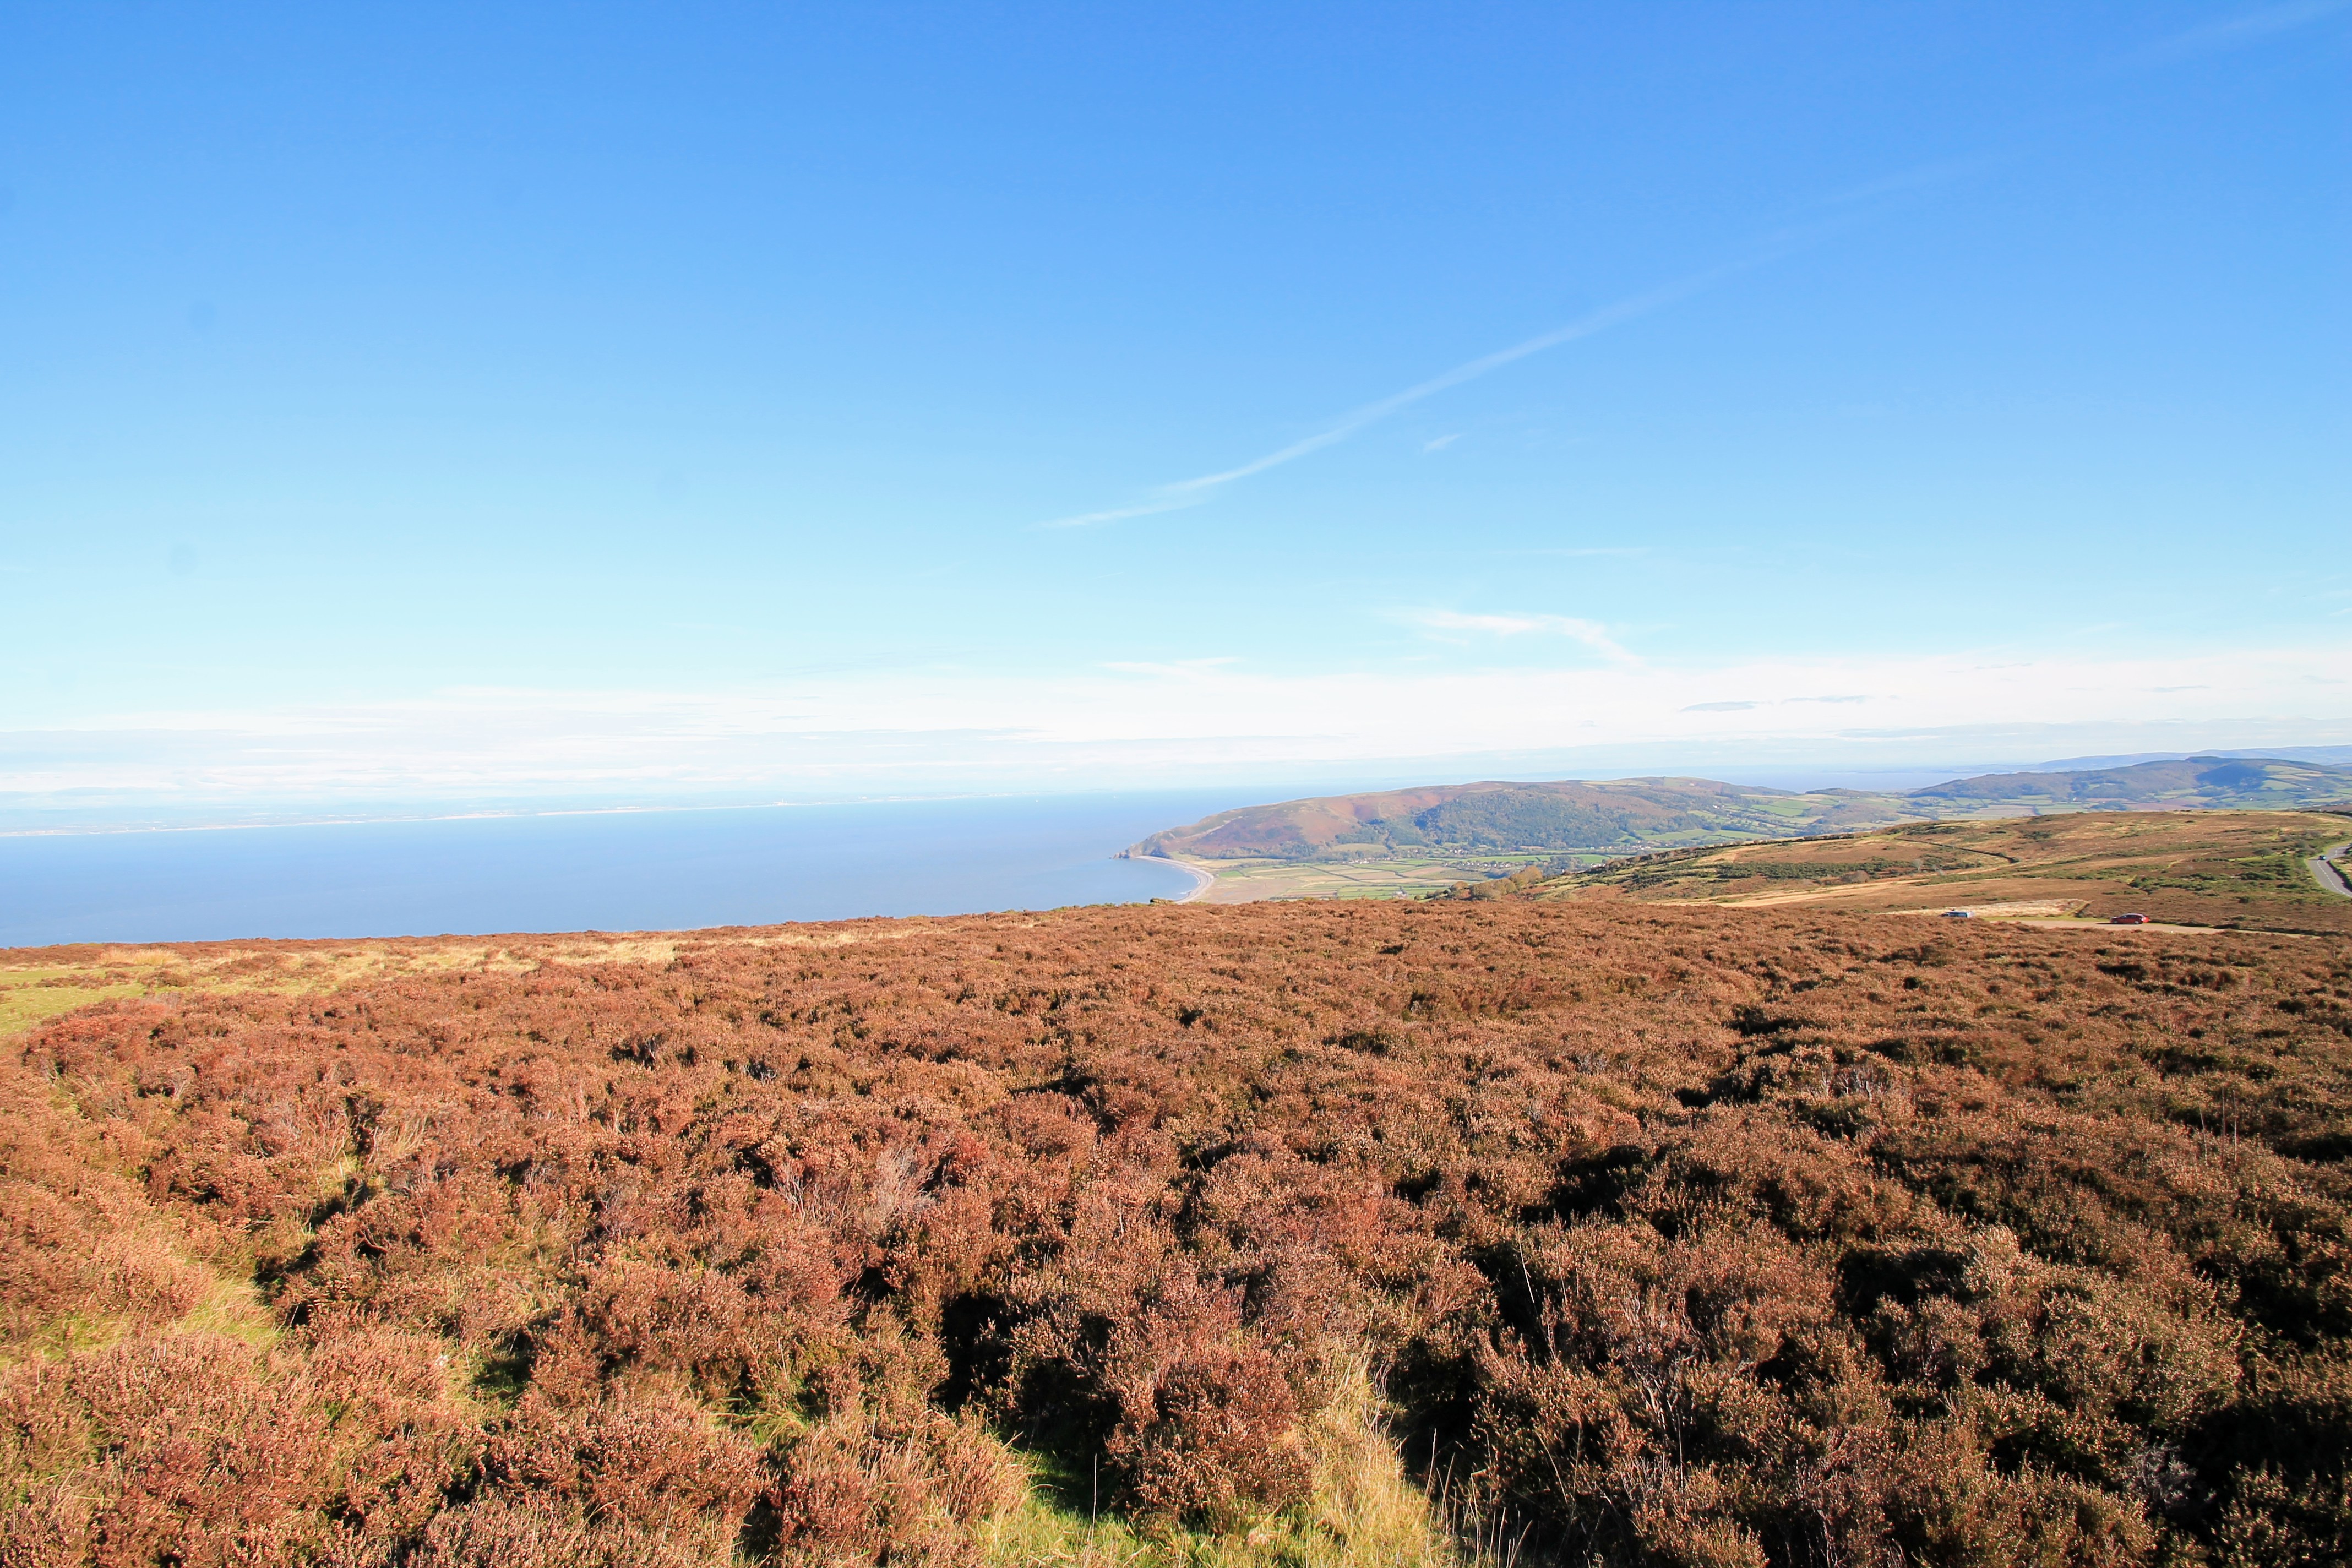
[1099,657,1240,677]
[1694,694,1871,711]
[1036,494,1208,529]
[1406,609,1637,664]
[9,643,2347,814]
[1810,155,1999,211]
[2124,0,2349,65]
[1040,248,1796,529]
[1422,433,1462,453]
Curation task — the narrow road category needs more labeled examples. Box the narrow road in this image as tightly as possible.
[2311,841,2352,899]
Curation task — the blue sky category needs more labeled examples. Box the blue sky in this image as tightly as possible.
[2,2,2346,817]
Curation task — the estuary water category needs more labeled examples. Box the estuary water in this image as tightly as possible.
[0,791,1255,946]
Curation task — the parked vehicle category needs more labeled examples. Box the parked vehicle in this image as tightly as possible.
[2110,912,2150,925]
[1942,908,1973,919]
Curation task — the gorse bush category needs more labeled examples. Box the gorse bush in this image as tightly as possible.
[1,901,2348,1566]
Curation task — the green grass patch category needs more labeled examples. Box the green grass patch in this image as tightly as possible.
[0,967,148,1038]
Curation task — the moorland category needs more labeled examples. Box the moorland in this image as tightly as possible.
[4,896,2350,1567]
[1539,811,2352,937]
[1131,758,2352,903]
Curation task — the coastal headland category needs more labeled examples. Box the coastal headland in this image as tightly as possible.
[1123,758,2352,923]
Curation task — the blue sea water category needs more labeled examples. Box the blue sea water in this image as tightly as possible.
[0,791,1256,946]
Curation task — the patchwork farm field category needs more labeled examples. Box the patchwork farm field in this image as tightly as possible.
[4,900,2350,1566]
[1184,854,1537,904]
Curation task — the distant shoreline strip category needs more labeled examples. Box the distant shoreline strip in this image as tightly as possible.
[1154,858,1216,903]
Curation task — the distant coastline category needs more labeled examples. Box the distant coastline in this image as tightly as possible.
[1144,855,1216,902]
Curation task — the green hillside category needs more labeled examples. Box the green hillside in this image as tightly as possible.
[1129,777,1918,862]
[1129,756,2352,868]
[1909,754,2352,810]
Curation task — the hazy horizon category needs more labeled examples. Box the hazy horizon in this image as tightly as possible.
[11,743,2352,840]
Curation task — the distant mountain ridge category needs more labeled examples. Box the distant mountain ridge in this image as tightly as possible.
[1129,756,2352,863]
[2027,745,2352,771]
[1908,755,2352,808]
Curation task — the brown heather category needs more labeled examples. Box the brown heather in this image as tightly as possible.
[2,900,2349,1566]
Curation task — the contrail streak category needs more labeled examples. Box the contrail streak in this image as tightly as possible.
[2126,0,2349,64]
[1039,241,1804,530]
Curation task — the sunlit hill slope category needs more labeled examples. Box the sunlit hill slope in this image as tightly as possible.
[1536,809,2352,936]
[1129,758,2352,865]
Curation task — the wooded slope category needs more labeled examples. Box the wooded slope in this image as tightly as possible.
[1129,777,1915,862]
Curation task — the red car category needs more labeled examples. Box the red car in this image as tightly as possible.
[2110,912,2150,925]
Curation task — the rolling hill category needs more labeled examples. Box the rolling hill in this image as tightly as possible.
[1908,755,2352,812]
[1130,756,2352,867]
[1128,776,1917,862]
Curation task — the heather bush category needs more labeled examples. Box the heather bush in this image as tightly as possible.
[1,902,2346,1563]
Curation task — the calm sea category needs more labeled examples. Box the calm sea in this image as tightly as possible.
[0,791,1257,946]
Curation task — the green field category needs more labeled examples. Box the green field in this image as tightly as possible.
[1183,850,1575,902]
